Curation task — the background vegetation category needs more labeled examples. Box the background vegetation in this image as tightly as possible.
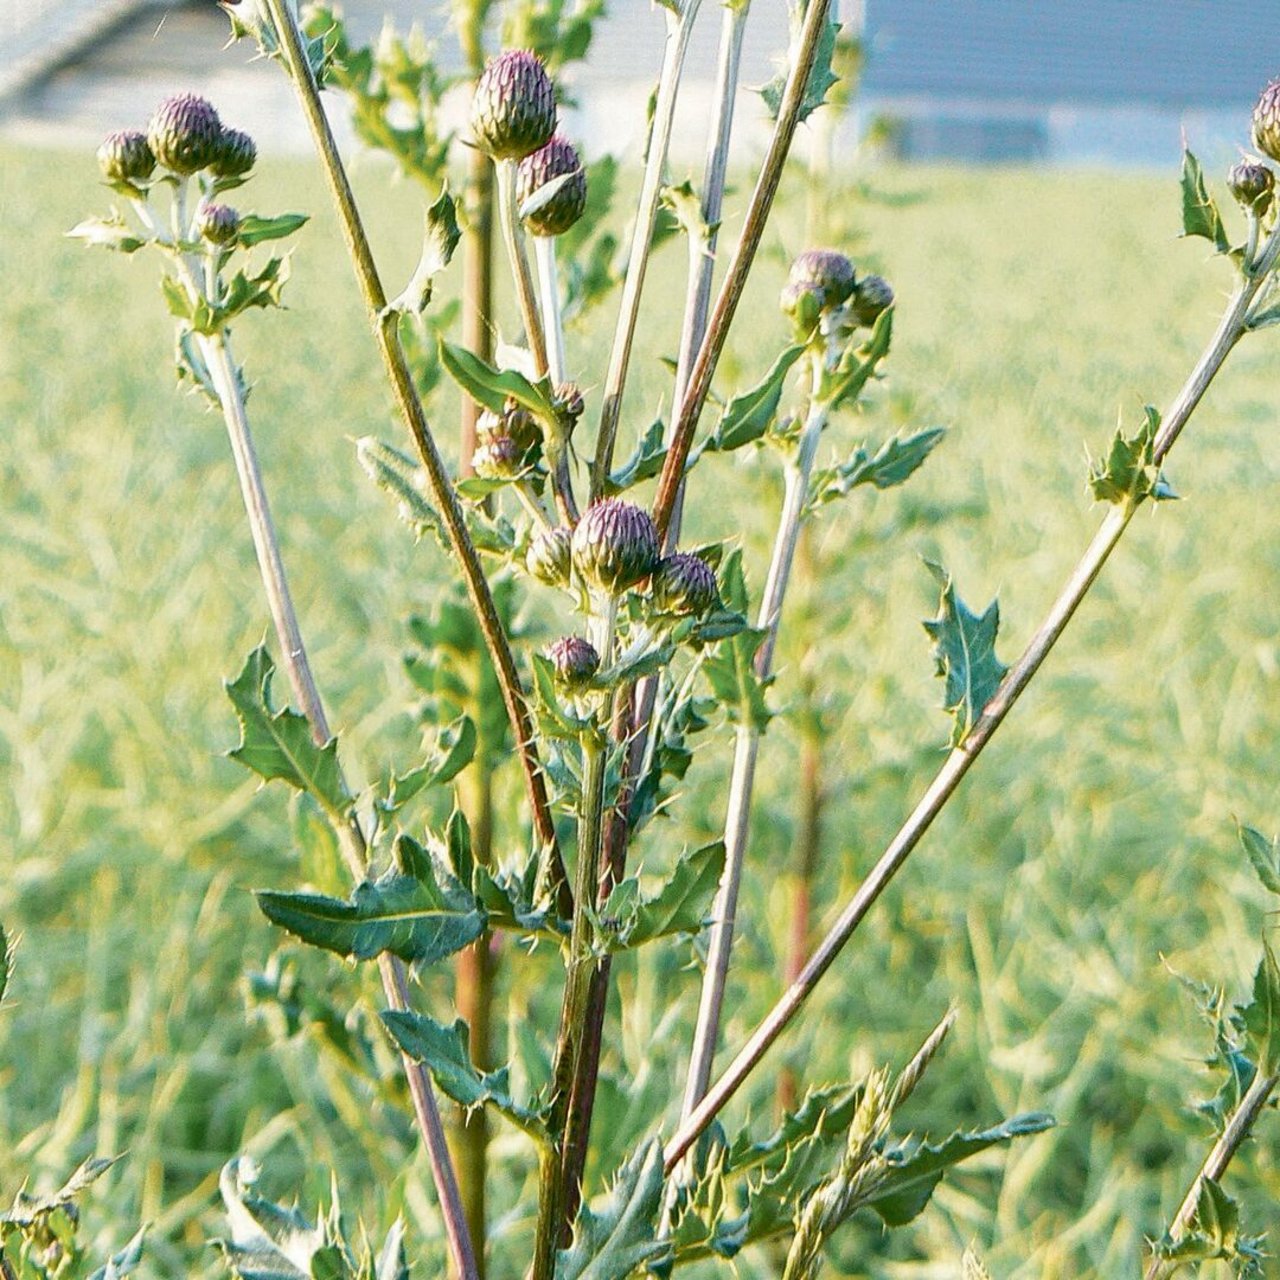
[2,138,1279,1276]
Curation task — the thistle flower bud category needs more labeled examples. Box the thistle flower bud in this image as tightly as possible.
[1252,79,1280,165]
[517,135,587,236]
[526,525,573,586]
[788,249,856,309]
[652,553,718,617]
[502,397,541,454]
[147,92,224,175]
[472,431,522,479]
[213,127,257,178]
[571,498,660,594]
[196,203,240,246]
[546,635,600,688]
[471,50,557,161]
[850,273,894,327]
[1227,159,1275,216]
[779,280,824,335]
[97,130,156,185]
[555,381,585,426]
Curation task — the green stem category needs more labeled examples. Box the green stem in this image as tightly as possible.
[496,158,550,377]
[260,0,567,902]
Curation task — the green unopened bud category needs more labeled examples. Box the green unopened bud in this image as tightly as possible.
[1227,159,1275,216]
[97,130,156,185]
[788,249,856,309]
[1253,80,1280,165]
[196,203,240,245]
[652,553,718,617]
[517,135,587,236]
[472,430,522,478]
[780,280,824,336]
[213,127,257,178]
[502,397,541,454]
[554,381,585,427]
[471,50,557,161]
[526,525,573,586]
[571,498,660,594]
[147,93,224,175]
[850,274,894,327]
[546,635,600,688]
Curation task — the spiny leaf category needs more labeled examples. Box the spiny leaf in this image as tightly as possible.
[700,346,807,456]
[659,179,716,247]
[821,306,893,410]
[865,1112,1056,1226]
[237,212,310,248]
[760,0,840,124]
[727,1085,862,1177]
[439,339,557,420]
[381,1010,548,1140]
[382,714,477,811]
[373,1221,408,1280]
[1180,147,1231,255]
[809,427,945,509]
[599,841,725,950]
[66,212,146,254]
[217,1157,322,1280]
[1088,405,1177,505]
[356,437,450,550]
[1152,1176,1265,1270]
[922,563,1008,748]
[255,838,485,969]
[556,1140,668,1280]
[88,1227,147,1280]
[225,647,351,817]
[1239,822,1280,896]
[962,1247,993,1280]
[2,1156,121,1226]
[1239,941,1280,1074]
[606,419,668,494]
[386,187,460,315]
[702,550,771,731]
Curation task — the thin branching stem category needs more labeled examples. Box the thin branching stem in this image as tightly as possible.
[590,0,703,498]
[497,158,550,376]
[679,369,829,1125]
[261,0,566,898]
[1143,1068,1280,1280]
[664,236,1280,1172]
[198,330,481,1280]
[651,0,835,539]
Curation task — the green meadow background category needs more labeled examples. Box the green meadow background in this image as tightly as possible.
[2,137,1280,1277]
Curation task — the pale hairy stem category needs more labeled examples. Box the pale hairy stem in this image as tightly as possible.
[664,0,749,548]
[678,390,828,1123]
[197,330,480,1280]
[590,0,704,498]
[534,234,567,385]
[496,159,550,376]
[664,239,1278,1172]
[460,142,495,477]
[651,0,835,539]
[261,0,566,900]
[1143,1068,1280,1280]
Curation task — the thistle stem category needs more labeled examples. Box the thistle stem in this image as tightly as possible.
[590,0,704,498]
[678,386,828,1125]
[1143,1068,1279,1280]
[496,158,550,376]
[664,247,1275,1173]
[534,235,567,385]
[261,0,566,902]
[651,0,835,539]
[197,330,481,1280]
[460,143,496,477]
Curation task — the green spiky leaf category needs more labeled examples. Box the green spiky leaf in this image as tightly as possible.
[760,2,840,124]
[66,213,146,254]
[439,339,557,421]
[606,419,668,494]
[386,188,460,315]
[1152,1176,1265,1270]
[237,212,310,248]
[381,1010,548,1140]
[922,564,1008,747]
[700,346,807,456]
[225,647,351,818]
[820,306,893,410]
[809,427,945,508]
[1239,823,1280,895]
[217,1158,323,1280]
[383,715,477,811]
[356,437,450,550]
[1180,148,1231,255]
[87,1227,147,1280]
[1088,405,1177,505]
[702,551,771,731]
[1239,942,1280,1075]
[599,841,725,950]
[255,835,484,968]
[556,1141,668,1280]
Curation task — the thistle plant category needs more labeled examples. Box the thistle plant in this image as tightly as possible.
[63,4,1280,1278]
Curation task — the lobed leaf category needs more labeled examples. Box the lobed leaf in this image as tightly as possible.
[66,213,146,254]
[821,306,894,410]
[1239,822,1280,895]
[1087,405,1177,505]
[1180,148,1231,255]
[87,1228,147,1280]
[385,187,460,315]
[700,346,807,456]
[809,427,945,509]
[599,841,725,951]
[382,714,477,811]
[922,563,1008,747]
[760,1,841,124]
[701,551,771,731]
[439,339,557,420]
[217,1157,323,1280]
[1239,941,1280,1075]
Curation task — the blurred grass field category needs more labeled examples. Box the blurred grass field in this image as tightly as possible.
[2,134,1280,1278]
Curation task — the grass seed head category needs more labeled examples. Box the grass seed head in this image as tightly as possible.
[147,93,224,175]
[517,135,588,236]
[471,50,557,161]
[571,498,660,594]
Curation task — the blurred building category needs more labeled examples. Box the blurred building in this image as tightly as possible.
[0,0,1275,166]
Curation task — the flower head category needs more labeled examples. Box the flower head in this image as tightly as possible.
[471,50,557,161]
[571,498,660,594]
[1253,79,1280,165]
[1228,159,1275,216]
[787,249,856,309]
[652,553,719,617]
[213,127,257,179]
[517,135,587,236]
[546,635,600,688]
[850,274,894,327]
[196,203,240,246]
[526,525,573,586]
[97,130,156,185]
[147,93,224,174]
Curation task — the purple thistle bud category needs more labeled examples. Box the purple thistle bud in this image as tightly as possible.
[571,498,660,594]
[196,203,240,246]
[147,93,224,175]
[1252,79,1280,165]
[652,553,719,617]
[213,127,257,178]
[517,135,587,236]
[1227,159,1275,216]
[850,273,894,327]
[788,249,856,309]
[472,430,522,479]
[471,50,557,161]
[97,130,156,185]
[526,525,573,586]
[546,635,600,688]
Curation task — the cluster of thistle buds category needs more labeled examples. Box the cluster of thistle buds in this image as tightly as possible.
[97,93,256,245]
[471,49,588,238]
[1222,81,1280,224]
[780,248,894,339]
